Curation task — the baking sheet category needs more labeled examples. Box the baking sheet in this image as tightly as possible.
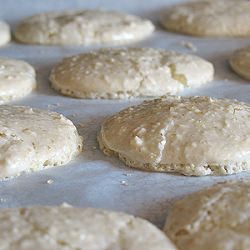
[0,0,250,229]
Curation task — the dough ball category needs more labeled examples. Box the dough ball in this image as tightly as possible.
[0,105,82,178]
[164,180,250,250]
[160,0,250,37]
[0,205,176,250]
[50,48,214,99]
[0,57,36,103]
[230,45,250,81]
[14,10,154,45]
[99,95,250,176]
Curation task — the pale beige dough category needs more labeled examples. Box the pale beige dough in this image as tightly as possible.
[98,95,250,176]
[14,10,154,45]
[0,21,10,46]
[0,58,36,103]
[50,48,214,99]
[230,45,250,81]
[0,105,82,178]
[0,205,176,250]
[160,0,250,37]
[164,180,250,250]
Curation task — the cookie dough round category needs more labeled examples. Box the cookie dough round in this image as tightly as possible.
[164,180,250,250]
[50,48,214,99]
[98,96,250,176]
[0,105,82,178]
[230,46,250,81]
[160,0,250,37]
[0,58,36,103]
[14,10,154,45]
[0,205,176,250]
[0,21,10,46]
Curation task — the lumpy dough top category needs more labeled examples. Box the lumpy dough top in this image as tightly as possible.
[164,180,250,250]
[160,0,250,37]
[0,105,82,178]
[99,96,250,176]
[0,206,176,250]
[50,48,214,99]
[14,10,155,45]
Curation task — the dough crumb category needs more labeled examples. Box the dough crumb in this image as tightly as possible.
[122,173,132,177]
[46,179,54,184]
[120,180,128,186]
[180,41,197,52]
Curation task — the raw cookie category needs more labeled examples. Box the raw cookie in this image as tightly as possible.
[0,205,176,250]
[50,48,214,99]
[14,10,154,45]
[0,21,10,46]
[0,105,82,178]
[160,0,250,37]
[164,180,250,250]
[230,45,250,81]
[0,58,36,103]
[98,95,250,176]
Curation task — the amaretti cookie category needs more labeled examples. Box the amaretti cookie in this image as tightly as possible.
[0,58,36,103]
[0,205,176,250]
[98,95,250,176]
[0,21,10,46]
[160,0,250,37]
[164,180,250,250]
[14,10,154,45]
[50,48,214,99]
[0,106,82,178]
[230,45,250,81]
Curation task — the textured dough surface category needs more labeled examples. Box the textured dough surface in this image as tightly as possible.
[160,0,250,37]
[14,10,154,45]
[0,58,36,103]
[50,48,214,99]
[164,180,250,250]
[0,106,82,178]
[230,46,250,81]
[98,96,250,176]
[0,205,176,250]
[0,21,10,46]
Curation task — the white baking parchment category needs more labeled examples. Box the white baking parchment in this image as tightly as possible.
[0,0,250,229]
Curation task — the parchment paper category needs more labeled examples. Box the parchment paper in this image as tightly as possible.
[0,0,250,229]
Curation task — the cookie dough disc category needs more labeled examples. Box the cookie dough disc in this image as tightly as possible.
[230,46,250,81]
[0,106,82,178]
[0,58,36,103]
[164,180,250,250]
[98,96,250,176]
[14,10,154,45]
[0,21,10,46]
[160,0,250,37]
[50,48,214,99]
[0,206,176,250]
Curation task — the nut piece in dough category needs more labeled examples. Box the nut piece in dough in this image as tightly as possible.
[0,106,82,178]
[0,58,36,103]
[14,10,154,45]
[160,0,250,37]
[0,205,176,250]
[230,45,250,81]
[50,48,214,99]
[98,95,250,176]
[0,21,10,46]
[164,180,250,250]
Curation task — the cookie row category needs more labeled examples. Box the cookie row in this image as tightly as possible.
[0,179,247,250]
[1,0,250,48]
[0,45,249,104]
[2,93,250,178]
